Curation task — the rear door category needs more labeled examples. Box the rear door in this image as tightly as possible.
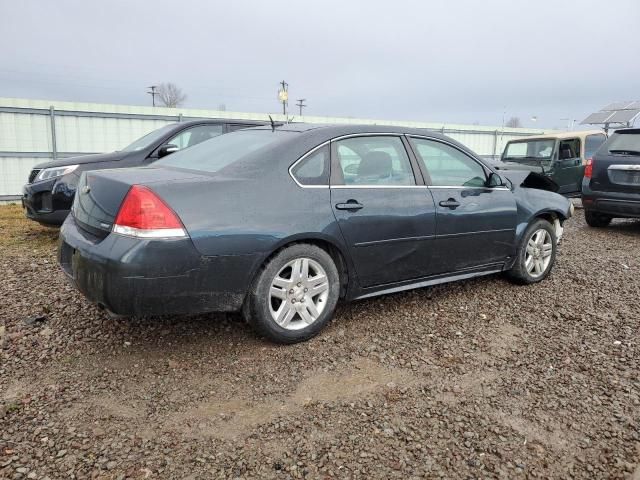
[553,137,583,194]
[329,135,437,287]
[408,136,517,274]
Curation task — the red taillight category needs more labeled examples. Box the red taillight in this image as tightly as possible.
[584,158,594,178]
[113,185,185,238]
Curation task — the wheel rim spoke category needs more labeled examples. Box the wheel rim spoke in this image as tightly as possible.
[298,306,315,324]
[275,303,296,327]
[308,274,328,294]
[542,243,552,258]
[272,276,289,289]
[270,285,287,300]
[525,255,534,272]
[305,301,320,320]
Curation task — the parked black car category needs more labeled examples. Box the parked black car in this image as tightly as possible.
[59,124,573,343]
[22,119,263,226]
[582,128,640,227]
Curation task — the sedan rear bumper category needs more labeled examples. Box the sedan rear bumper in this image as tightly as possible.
[58,215,262,316]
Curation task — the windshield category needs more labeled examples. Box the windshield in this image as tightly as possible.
[605,132,640,154]
[503,139,555,161]
[156,129,294,172]
[121,124,174,152]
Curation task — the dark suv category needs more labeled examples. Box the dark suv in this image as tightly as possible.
[22,119,263,226]
[582,128,640,227]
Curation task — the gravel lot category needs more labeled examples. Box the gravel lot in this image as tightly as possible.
[1,203,639,479]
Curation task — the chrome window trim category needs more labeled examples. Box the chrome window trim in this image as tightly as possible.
[288,140,331,189]
[288,132,510,190]
[608,164,640,171]
[331,185,428,189]
[428,185,510,190]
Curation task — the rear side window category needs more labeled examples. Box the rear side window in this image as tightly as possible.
[410,137,486,187]
[291,145,330,186]
[333,136,416,186]
[585,134,606,158]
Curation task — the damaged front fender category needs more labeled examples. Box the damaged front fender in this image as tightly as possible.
[501,171,560,193]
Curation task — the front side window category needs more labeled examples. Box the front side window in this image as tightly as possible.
[291,145,330,186]
[166,124,224,151]
[410,137,486,187]
[585,134,606,158]
[333,136,415,186]
[503,139,555,161]
[557,138,580,160]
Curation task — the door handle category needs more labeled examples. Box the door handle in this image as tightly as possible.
[439,198,460,209]
[335,200,364,211]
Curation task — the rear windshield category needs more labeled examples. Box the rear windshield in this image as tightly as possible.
[604,132,640,154]
[156,129,294,172]
[503,139,555,161]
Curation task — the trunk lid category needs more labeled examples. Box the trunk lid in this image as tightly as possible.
[590,153,640,193]
[589,130,640,193]
[72,167,209,237]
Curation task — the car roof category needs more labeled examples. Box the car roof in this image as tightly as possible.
[177,118,265,127]
[506,130,605,142]
[252,122,453,140]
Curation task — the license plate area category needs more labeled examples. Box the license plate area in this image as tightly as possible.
[608,169,640,187]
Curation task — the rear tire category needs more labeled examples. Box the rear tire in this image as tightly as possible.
[584,209,612,228]
[243,244,340,344]
[507,219,557,285]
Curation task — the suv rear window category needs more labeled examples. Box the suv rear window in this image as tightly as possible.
[604,131,640,154]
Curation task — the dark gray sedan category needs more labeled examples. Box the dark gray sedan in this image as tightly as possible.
[59,124,573,343]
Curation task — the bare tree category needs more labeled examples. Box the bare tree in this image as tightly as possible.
[156,83,187,108]
[505,116,522,128]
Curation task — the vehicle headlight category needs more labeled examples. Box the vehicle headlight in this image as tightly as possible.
[35,164,79,181]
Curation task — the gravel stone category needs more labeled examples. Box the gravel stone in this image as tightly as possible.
[1,206,639,478]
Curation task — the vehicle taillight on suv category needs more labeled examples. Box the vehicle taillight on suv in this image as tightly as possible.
[584,158,594,179]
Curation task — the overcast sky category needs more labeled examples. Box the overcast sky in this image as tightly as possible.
[1,0,638,128]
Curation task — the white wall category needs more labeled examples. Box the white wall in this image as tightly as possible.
[0,97,549,197]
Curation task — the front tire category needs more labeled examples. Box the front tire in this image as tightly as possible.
[243,244,340,344]
[584,209,612,228]
[507,219,557,284]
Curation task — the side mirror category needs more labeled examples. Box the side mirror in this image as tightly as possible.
[157,144,179,158]
[486,172,505,188]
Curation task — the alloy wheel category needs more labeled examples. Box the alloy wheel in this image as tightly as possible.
[525,229,553,278]
[268,257,330,330]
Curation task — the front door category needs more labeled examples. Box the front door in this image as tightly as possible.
[553,137,583,194]
[408,136,517,274]
[330,135,437,287]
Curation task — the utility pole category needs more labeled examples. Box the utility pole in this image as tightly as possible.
[147,85,158,107]
[296,99,307,116]
[277,80,289,116]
